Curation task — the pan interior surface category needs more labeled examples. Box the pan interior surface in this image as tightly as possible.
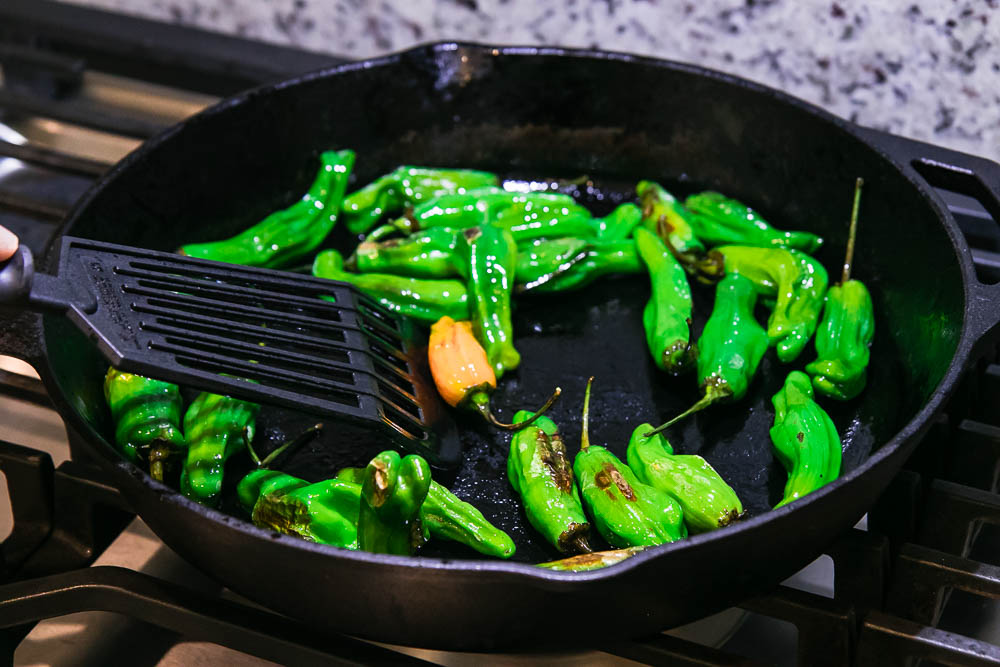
[45,45,964,568]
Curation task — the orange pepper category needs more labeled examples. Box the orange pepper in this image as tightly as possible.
[428,316,560,430]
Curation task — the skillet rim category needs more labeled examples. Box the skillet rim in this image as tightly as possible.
[41,41,981,583]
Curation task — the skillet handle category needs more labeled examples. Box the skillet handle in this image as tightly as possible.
[856,126,1000,351]
[0,247,44,366]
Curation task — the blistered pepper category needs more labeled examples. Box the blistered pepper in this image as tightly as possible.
[647,272,769,435]
[358,450,432,555]
[508,410,592,553]
[591,203,643,243]
[574,378,687,548]
[684,191,823,253]
[637,181,724,282]
[239,469,361,549]
[312,249,469,323]
[806,178,875,400]
[538,547,645,571]
[456,225,520,377]
[179,150,354,268]
[390,187,526,234]
[719,245,829,363]
[103,368,186,482]
[635,227,696,374]
[181,392,259,506]
[520,239,642,293]
[427,316,559,428]
[353,226,464,279]
[626,424,742,533]
[342,166,499,235]
[770,371,842,507]
[335,466,515,558]
[514,237,590,285]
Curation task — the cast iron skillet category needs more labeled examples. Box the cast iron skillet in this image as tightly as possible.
[2,43,1000,650]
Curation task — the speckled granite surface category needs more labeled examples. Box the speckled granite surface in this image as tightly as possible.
[60,0,1000,160]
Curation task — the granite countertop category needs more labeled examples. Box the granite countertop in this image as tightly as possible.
[58,0,1000,160]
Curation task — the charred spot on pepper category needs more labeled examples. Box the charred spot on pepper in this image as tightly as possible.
[797,432,805,442]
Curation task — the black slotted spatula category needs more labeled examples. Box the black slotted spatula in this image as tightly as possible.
[0,237,461,467]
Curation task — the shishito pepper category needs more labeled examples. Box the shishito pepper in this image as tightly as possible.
[179,150,354,268]
[391,187,582,235]
[684,191,823,253]
[646,272,769,434]
[718,245,829,363]
[626,424,742,533]
[508,410,592,554]
[806,178,875,400]
[428,316,559,429]
[342,166,499,235]
[181,392,260,506]
[336,467,515,558]
[635,227,696,375]
[353,226,464,279]
[520,239,642,293]
[591,203,643,243]
[358,450,432,555]
[514,237,590,285]
[538,547,645,571]
[456,224,520,377]
[770,371,842,507]
[637,181,724,282]
[312,249,469,324]
[574,378,687,548]
[239,469,361,549]
[103,368,186,482]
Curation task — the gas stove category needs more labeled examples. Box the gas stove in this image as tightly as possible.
[3,2,1000,665]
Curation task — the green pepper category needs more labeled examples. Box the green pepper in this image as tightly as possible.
[336,467,516,559]
[358,451,432,555]
[239,470,362,549]
[508,411,592,554]
[592,203,643,243]
[807,281,874,400]
[718,245,829,363]
[180,392,259,506]
[456,225,520,377]
[387,186,510,234]
[514,237,590,285]
[573,378,687,548]
[179,150,354,268]
[520,239,642,293]
[646,272,769,435]
[342,166,499,235]
[637,180,724,282]
[805,178,875,400]
[312,249,469,324]
[626,424,742,533]
[684,191,823,253]
[353,226,464,279]
[103,368,186,482]
[770,371,842,507]
[635,227,696,375]
[538,547,645,571]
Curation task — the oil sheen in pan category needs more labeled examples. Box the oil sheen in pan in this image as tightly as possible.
[216,175,903,565]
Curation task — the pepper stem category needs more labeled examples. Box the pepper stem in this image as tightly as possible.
[644,383,732,437]
[246,424,324,469]
[581,376,594,450]
[842,177,863,284]
[470,387,562,430]
[147,440,172,482]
